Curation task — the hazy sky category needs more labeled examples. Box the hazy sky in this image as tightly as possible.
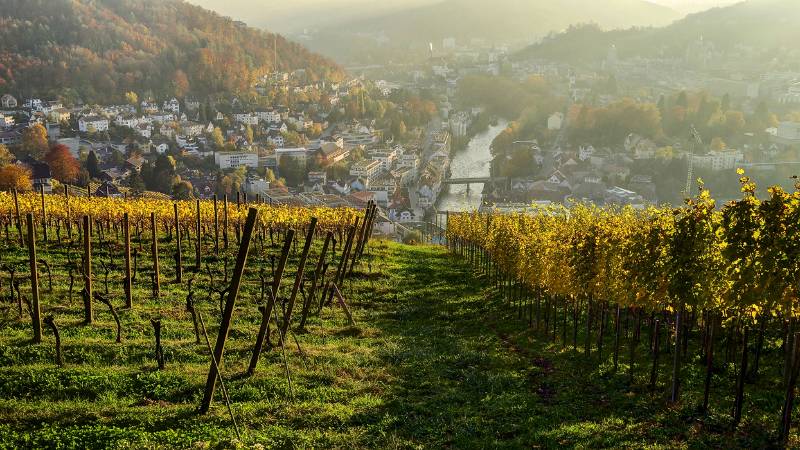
[185,0,742,33]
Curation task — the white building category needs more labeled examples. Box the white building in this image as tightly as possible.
[692,150,744,171]
[547,112,564,131]
[776,122,800,142]
[163,98,180,114]
[350,159,383,182]
[215,152,259,169]
[78,116,110,133]
[234,113,259,125]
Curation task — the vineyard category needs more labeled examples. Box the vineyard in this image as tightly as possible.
[446,174,800,446]
[4,176,800,447]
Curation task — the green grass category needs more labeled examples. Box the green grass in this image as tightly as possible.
[0,234,797,448]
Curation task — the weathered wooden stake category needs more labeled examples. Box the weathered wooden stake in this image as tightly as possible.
[123,213,132,309]
[151,319,165,370]
[199,207,259,414]
[26,214,42,343]
[195,199,202,271]
[732,326,749,427]
[223,195,229,250]
[40,184,48,243]
[82,215,93,324]
[281,218,317,336]
[174,204,182,283]
[12,187,22,244]
[213,194,220,255]
[248,229,294,376]
[299,231,332,329]
[779,332,800,443]
[151,212,160,296]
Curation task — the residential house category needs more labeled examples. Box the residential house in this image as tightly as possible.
[1,94,17,109]
[317,142,350,165]
[547,112,564,130]
[29,161,53,193]
[78,116,110,133]
[94,181,123,198]
[163,98,180,114]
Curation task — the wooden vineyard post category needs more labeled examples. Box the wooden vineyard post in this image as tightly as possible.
[348,203,372,275]
[332,283,355,326]
[299,231,332,329]
[174,203,182,283]
[26,214,42,343]
[150,212,160,296]
[223,195,229,250]
[40,184,48,243]
[327,219,359,305]
[702,315,716,413]
[281,218,317,336]
[779,332,800,443]
[123,213,132,309]
[213,194,220,255]
[650,318,661,389]
[670,304,684,403]
[248,229,295,376]
[82,215,93,324]
[13,187,22,244]
[732,326,749,427]
[195,199,202,271]
[199,207,259,414]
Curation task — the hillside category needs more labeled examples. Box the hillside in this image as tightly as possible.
[306,0,679,63]
[0,0,344,103]
[1,193,799,447]
[517,0,800,65]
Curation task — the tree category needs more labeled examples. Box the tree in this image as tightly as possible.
[172,181,194,200]
[21,124,49,159]
[172,70,191,98]
[0,165,32,192]
[212,127,225,149]
[0,144,14,167]
[172,180,194,199]
[711,137,727,151]
[245,125,254,144]
[44,144,80,183]
[86,151,100,179]
[128,170,145,193]
[125,91,139,106]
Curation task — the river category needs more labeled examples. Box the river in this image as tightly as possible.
[437,119,508,212]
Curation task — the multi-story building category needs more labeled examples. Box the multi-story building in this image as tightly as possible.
[691,150,744,171]
[349,159,383,182]
[214,152,259,169]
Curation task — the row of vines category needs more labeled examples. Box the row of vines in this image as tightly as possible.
[0,188,377,419]
[446,174,800,443]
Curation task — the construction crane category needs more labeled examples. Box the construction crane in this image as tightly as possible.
[684,125,704,198]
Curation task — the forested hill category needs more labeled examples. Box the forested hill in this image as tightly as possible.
[0,0,345,103]
[516,0,800,65]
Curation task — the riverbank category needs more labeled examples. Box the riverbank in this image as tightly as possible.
[437,118,509,213]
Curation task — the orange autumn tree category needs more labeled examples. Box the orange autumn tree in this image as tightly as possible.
[44,144,80,183]
[0,165,32,192]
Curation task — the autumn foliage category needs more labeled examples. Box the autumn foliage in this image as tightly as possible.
[0,0,344,102]
[44,144,80,183]
[0,165,32,192]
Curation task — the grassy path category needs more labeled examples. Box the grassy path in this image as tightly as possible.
[0,241,791,448]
